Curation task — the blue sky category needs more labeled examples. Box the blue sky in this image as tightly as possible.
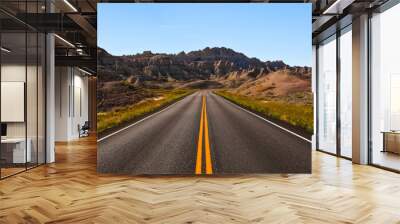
[98,3,311,66]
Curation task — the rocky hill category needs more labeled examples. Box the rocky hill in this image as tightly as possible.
[99,47,310,81]
[98,47,311,111]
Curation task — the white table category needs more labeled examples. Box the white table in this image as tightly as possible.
[1,138,31,163]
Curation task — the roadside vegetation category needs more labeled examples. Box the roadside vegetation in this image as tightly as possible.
[97,89,194,134]
[215,90,313,133]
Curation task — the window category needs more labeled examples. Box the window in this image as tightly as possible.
[0,2,46,179]
[317,35,337,154]
[370,2,400,171]
[316,25,353,158]
[339,26,352,158]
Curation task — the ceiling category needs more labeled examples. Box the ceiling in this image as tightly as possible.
[0,0,98,74]
[311,0,390,43]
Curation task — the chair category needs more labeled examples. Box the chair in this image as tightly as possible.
[79,121,90,138]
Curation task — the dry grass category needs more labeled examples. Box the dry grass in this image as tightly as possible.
[97,89,194,134]
[215,90,313,133]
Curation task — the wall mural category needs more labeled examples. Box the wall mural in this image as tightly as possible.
[97,3,312,175]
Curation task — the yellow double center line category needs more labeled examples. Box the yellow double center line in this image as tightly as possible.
[195,95,213,175]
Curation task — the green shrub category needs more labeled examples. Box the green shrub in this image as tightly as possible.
[97,89,193,133]
[215,90,313,133]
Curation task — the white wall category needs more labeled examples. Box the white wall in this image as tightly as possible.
[1,63,46,164]
[55,66,69,141]
[0,65,35,138]
[55,67,89,141]
[72,73,89,138]
[1,65,25,133]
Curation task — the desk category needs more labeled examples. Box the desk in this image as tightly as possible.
[1,138,31,163]
[382,131,400,154]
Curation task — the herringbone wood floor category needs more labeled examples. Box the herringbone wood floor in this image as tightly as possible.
[1,136,400,224]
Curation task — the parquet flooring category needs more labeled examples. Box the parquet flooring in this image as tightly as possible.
[0,136,400,223]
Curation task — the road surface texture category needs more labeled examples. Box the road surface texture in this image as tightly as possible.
[98,91,311,174]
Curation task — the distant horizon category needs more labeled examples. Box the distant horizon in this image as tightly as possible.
[100,45,310,67]
[98,3,311,66]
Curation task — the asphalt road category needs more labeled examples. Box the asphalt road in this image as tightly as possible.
[98,91,311,174]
